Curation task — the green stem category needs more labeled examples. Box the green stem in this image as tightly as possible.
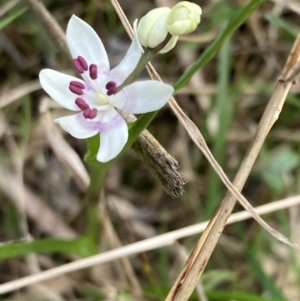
[118,35,172,92]
[85,163,109,202]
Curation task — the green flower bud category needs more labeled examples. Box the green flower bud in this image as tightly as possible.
[167,1,202,36]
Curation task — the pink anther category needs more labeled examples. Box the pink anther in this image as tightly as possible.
[73,56,88,73]
[69,83,84,95]
[106,81,117,90]
[70,81,85,89]
[75,98,89,110]
[83,108,97,119]
[77,56,88,71]
[89,64,98,80]
[107,86,118,96]
[88,108,97,119]
[83,108,91,118]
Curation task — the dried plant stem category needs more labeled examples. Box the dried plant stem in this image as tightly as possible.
[132,132,184,198]
[109,1,299,299]
[165,34,300,301]
[0,195,299,294]
[25,0,70,58]
[110,0,296,245]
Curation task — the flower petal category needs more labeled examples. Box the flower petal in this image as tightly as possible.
[39,69,82,111]
[96,107,128,162]
[54,113,99,139]
[109,80,173,114]
[108,20,142,85]
[67,15,110,73]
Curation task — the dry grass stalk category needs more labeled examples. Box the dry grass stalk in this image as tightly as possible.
[110,0,296,245]
[1,194,300,294]
[1,0,298,300]
[25,0,70,58]
[0,80,40,109]
[39,98,90,191]
[165,33,300,301]
[0,165,77,239]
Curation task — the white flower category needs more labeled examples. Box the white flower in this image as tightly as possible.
[39,15,173,162]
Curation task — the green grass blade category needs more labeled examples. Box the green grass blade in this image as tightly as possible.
[265,13,297,38]
[206,290,286,301]
[0,7,28,30]
[0,236,97,259]
[207,26,231,216]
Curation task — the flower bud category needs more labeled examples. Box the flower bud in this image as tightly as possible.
[167,1,202,36]
[137,7,171,49]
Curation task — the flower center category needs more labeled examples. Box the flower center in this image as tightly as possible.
[95,91,109,105]
[70,56,118,119]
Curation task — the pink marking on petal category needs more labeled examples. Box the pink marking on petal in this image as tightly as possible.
[76,110,125,134]
[70,81,85,89]
[77,56,88,71]
[89,64,98,80]
[75,98,89,110]
[106,81,117,90]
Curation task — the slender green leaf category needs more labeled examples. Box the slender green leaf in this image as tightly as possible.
[0,236,97,259]
[265,13,297,38]
[0,7,28,30]
[206,290,286,301]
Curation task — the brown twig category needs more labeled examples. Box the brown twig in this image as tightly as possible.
[110,0,296,245]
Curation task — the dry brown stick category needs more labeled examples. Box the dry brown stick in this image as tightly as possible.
[25,0,70,58]
[165,33,300,301]
[110,0,296,246]
[26,0,184,198]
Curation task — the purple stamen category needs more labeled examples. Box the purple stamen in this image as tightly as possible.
[83,108,97,119]
[83,108,91,118]
[107,86,118,96]
[77,56,88,71]
[89,64,98,80]
[89,108,97,119]
[69,84,83,95]
[106,81,117,90]
[70,81,85,89]
[73,59,84,73]
[73,56,88,73]
[69,82,84,95]
[75,98,89,110]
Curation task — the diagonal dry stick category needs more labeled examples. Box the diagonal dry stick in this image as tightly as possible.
[110,0,296,246]
[108,1,300,298]
[164,33,300,301]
